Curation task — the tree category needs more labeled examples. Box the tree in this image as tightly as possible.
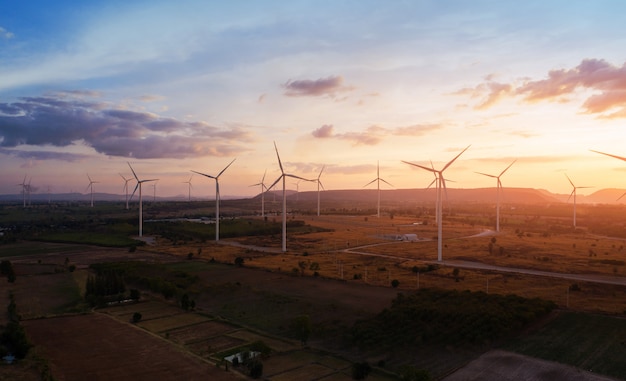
[292,314,312,345]
[352,361,371,380]
[391,279,400,288]
[181,293,190,311]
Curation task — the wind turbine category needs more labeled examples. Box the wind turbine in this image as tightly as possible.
[86,174,98,207]
[475,159,516,232]
[267,142,313,252]
[120,173,132,209]
[128,162,158,237]
[192,158,236,242]
[363,161,393,218]
[183,175,193,202]
[151,181,158,202]
[250,170,268,218]
[590,150,626,201]
[17,175,27,208]
[565,174,591,228]
[402,145,470,262]
[316,165,325,217]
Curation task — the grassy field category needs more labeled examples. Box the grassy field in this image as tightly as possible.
[504,311,626,380]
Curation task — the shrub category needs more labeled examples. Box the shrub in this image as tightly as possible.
[391,279,400,288]
[132,312,142,323]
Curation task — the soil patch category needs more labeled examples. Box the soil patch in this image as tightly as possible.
[23,313,240,381]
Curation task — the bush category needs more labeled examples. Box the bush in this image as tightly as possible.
[391,279,400,288]
[132,312,142,323]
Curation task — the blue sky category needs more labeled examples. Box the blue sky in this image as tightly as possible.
[2,1,626,198]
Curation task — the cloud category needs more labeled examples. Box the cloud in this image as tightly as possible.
[312,124,334,138]
[283,76,352,97]
[463,59,626,118]
[311,123,443,145]
[0,95,255,159]
[0,26,14,39]
[0,148,91,162]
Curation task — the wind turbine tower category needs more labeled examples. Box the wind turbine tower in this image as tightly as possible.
[128,162,158,237]
[120,173,132,209]
[268,142,313,252]
[565,174,591,228]
[363,161,393,218]
[250,170,268,218]
[403,145,470,262]
[192,158,236,242]
[476,160,516,232]
[183,175,193,202]
[17,175,27,208]
[86,174,98,207]
[316,165,325,217]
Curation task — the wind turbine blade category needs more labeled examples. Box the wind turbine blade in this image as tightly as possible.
[499,159,517,177]
[363,178,377,187]
[565,173,575,188]
[274,141,284,173]
[191,170,215,179]
[617,192,626,201]
[218,158,236,177]
[426,178,437,189]
[319,180,325,191]
[442,144,471,172]
[285,174,314,182]
[476,171,497,178]
[267,176,282,191]
[318,165,325,179]
[567,189,575,202]
[402,160,436,173]
[590,149,626,162]
[87,174,93,183]
[261,169,266,183]
[380,178,394,188]
[127,162,139,180]
[442,178,449,204]
[141,179,159,183]
[130,183,139,201]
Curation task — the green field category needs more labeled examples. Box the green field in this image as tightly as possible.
[505,311,626,379]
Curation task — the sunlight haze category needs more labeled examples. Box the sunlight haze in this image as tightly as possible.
[2,1,626,199]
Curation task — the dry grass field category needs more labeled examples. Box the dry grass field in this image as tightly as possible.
[156,213,626,315]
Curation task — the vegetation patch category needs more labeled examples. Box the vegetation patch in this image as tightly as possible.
[351,289,556,350]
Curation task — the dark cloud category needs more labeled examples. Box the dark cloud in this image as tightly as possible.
[283,76,352,97]
[311,123,443,146]
[0,95,254,159]
[0,148,91,162]
[462,59,626,118]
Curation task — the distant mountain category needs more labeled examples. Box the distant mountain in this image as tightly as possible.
[2,187,625,205]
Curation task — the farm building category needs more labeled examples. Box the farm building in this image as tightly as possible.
[401,234,419,242]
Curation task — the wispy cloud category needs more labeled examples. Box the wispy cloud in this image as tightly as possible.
[311,123,443,146]
[0,26,14,39]
[283,76,353,97]
[463,59,626,118]
[0,94,255,159]
[0,148,91,162]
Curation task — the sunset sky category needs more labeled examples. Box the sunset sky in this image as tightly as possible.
[2,1,626,199]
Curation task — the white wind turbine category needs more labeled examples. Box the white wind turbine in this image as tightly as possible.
[565,174,591,228]
[128,162,158,237]
[250,170,268,218]
[192,158,236,242]
[267,142,313,252]
[402,145,470,262]
[316,165,325,217]
[363,161,393,218]
[183,175,193,202]
[151,181,158,202]
[475,159,516,232]
[17,175,27,208]
[86,174,99,207]
[120,173,132,209]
